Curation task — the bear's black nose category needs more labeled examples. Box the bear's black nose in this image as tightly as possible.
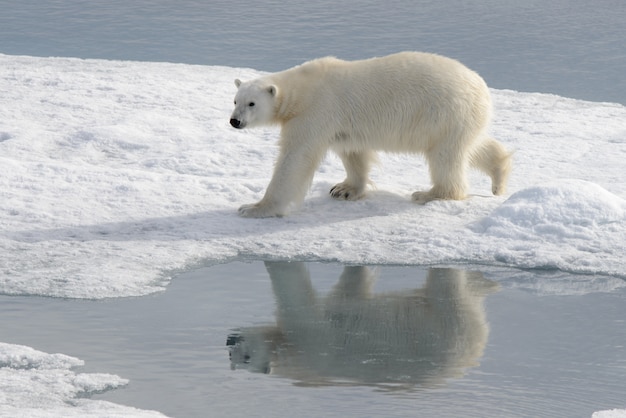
[230,118,241,128]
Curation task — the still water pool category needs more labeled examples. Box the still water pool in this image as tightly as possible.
[1,261,624,417]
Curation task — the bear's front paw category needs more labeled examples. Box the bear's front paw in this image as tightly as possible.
[329,182,366,201]
[238,203,284,218]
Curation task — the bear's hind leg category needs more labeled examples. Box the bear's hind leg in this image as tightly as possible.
[413,146,469,204]
[330,150,376,201]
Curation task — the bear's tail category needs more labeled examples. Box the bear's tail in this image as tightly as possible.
[469,137,513,196]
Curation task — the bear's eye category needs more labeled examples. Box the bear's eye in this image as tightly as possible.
[234,100,237,105]
[249,102,255,107]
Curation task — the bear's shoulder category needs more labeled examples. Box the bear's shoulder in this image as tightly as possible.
[288,56,345,76]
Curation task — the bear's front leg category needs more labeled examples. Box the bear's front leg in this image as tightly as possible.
[239,140,326,218]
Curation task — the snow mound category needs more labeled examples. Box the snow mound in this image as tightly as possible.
[474,179,625,237]
[468,180,626,275]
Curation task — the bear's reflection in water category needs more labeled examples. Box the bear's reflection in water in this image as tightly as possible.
[227,262,499,390]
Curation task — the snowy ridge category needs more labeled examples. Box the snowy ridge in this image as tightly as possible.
[0,342,82,370]
[1,54,625,300]
[0,343,166,417]
[594,411,626,418]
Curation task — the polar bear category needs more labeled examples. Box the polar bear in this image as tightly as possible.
[227,262,499,389]
[230,52,511,218]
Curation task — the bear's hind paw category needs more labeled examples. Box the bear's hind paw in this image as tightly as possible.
[412,188,467,204]
[330,182,366,201]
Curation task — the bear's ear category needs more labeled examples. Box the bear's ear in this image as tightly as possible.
[267,85,277,96]
[234,79,242,88]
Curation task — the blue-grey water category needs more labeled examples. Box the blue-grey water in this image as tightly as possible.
[2,261,626,417]
[1,0,625,104]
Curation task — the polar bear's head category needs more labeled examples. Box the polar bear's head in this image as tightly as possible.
[230,78,277,129]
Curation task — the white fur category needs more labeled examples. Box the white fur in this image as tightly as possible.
[230,52,512,218]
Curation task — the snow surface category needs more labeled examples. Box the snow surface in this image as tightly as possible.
[1,54,626,416]
[1,54,625,300]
